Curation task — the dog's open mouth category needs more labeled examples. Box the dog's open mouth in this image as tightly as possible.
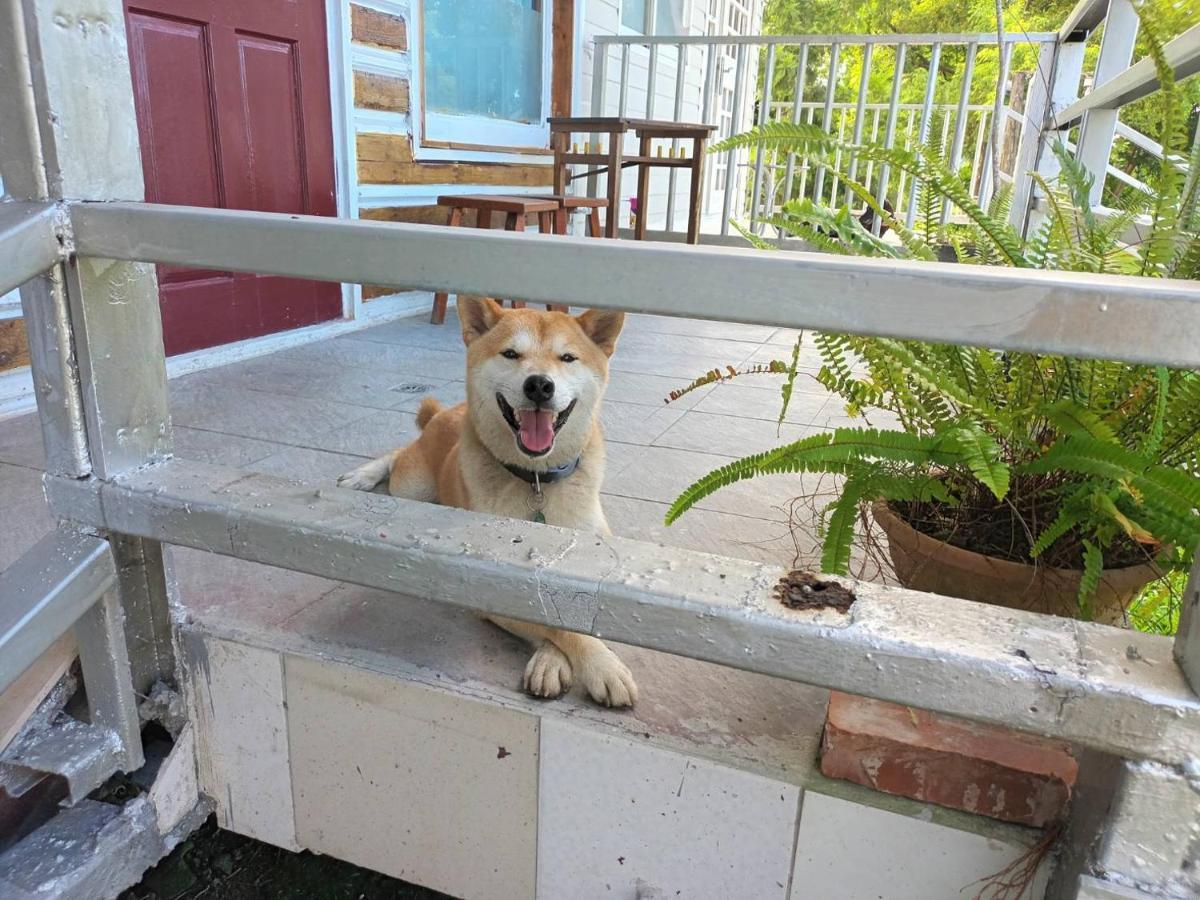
[497,394,577,457]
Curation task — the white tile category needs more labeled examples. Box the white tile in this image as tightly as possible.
[538,718,801,900]
[693,381,832,425]
[599,399,688,446]
[183,634,298,850]
[652,410,817,458]
[303,408,419,457]
[286,655,539,900]
[789,792,1050,900]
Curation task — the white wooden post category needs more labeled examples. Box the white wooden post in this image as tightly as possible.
[1023,39,1087,236]
[1074,0,1140,207]
[1008,42,1058,232]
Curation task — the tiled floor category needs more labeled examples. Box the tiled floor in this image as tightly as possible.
[0,307,869,750]
[0,307,865,573]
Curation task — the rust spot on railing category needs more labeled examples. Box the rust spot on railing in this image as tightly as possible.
[774,571,856,613]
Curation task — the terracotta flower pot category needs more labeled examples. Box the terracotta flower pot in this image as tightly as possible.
[871,501,1160,625]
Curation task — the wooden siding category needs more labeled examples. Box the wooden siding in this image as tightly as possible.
[350,4,407,52]
[0,319,30,372]
[354,70,410,113]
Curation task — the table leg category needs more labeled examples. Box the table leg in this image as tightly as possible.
[635,134,651,241]
[507,212,526,307]
[588,207,602,237]
[552,131,568,196]
[431,205,463,324]
[687,137,706,245]
[605,133,623,238]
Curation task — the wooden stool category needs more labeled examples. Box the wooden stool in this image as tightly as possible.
[431,194,569,325]
[544,195,609,236]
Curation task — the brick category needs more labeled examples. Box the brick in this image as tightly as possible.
[820,692,1077,827]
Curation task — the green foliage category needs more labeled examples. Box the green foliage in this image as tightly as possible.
[670,1,1200,625]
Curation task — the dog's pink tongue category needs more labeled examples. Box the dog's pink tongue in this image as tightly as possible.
[518,409,555,452]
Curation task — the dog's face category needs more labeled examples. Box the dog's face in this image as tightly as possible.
[458,296,624,469]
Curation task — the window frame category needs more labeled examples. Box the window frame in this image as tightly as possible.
[412,0,555,159]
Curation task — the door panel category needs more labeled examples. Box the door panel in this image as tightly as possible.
[125,0,341,356]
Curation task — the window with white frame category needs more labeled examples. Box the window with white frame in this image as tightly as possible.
[420,0,552,150]
[621,0,686,35]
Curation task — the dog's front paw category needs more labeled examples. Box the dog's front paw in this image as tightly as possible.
[337,467,380,492]
[523,642,573,699]
[577,646,638,708]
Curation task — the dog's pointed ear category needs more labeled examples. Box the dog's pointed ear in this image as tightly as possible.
[576,309,625,357]
[458,295,505,346]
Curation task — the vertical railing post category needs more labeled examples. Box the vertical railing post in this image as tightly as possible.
[699,42,718,216]
[873,42,907,234]
[1008,41,1057,232]
[812,41,841,202]
[781,43,810,206]
[905,42,942,228]
[1174,551,1200,695]
[846,44,875,206]
[749,44,776,230]
[720,42,749,235]
[943,40,978,224]
[976,40,1013,211]
[588,40,609,199]
[8,0,177,707]
[1023,38,1087,235]
[1075,0,1140,208]
[665,43,686,232]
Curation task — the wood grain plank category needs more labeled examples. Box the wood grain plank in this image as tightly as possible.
[350,4,407,51]
[0,319,30,372]
[354,71,410,113]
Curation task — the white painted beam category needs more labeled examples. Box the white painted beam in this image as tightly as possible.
[44,459,1200,766]
[69,201,1200,369]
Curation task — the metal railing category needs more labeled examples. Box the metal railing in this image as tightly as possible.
[591,0,1200,242]
[590,31,1058,236]
[1,0,1199,896]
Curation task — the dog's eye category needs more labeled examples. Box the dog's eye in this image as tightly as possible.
[560,353,578,363]
[501,349,521,360]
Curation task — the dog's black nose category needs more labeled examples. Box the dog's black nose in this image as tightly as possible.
[523,375,555,405]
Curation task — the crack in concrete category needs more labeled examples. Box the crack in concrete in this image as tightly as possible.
[530,535,578,626]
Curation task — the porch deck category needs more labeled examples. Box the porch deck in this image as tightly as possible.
[0,304,1046,898]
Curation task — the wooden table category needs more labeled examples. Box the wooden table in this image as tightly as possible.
[548,117,716,243]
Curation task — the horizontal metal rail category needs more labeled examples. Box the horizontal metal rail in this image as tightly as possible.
[1059,0,1110,40]
[1054,21,1200,128]
[69,201,1200,368]
[0,528,115,694]
[0,201,60,296]
[44,459,1200,766]
[594,32,1057,47]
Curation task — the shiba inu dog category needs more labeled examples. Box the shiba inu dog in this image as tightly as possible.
[337,297,637,707]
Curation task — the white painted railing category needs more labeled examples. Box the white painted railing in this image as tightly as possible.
[591,32,1058,236]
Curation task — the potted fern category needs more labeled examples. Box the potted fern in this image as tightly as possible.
[667,4,1200,626]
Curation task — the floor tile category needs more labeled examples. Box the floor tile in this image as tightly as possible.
[789,791,1050,900]
[652,410,815,458]
[172,426,282,468]
[303,408,418,458]
[0,413,45,470]
[537,718,800,900]
[169,381,372,446]
[273,336,466,381]
[610,331,763,380]
[602,494,811,568]
[605,444,842,523]
[605,369,717,410]
[0,462,55,570]
[693,381,832,425]
[287,655,539,900]
[251,445,372,483]
[625,312,780,344]
[598,399,688,446]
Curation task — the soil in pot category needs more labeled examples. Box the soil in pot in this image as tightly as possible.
[872,500,1161,625]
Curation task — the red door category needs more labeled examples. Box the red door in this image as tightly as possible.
[125,0,342,356]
